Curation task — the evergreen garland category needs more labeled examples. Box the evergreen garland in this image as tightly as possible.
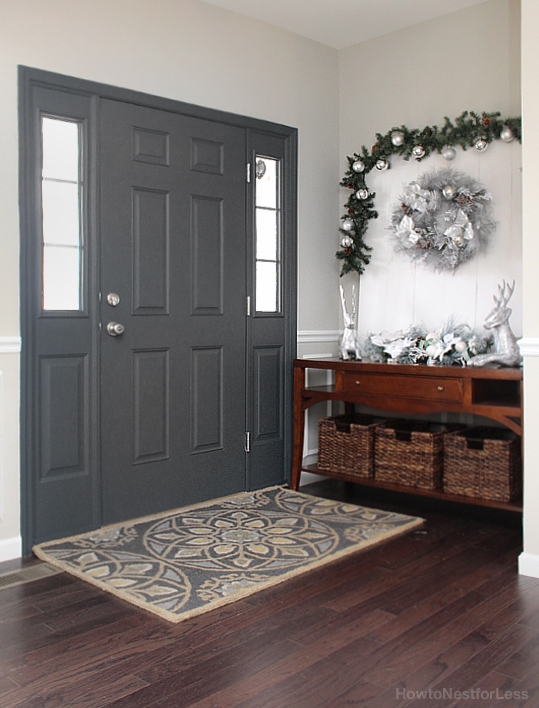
[337,110,522,276]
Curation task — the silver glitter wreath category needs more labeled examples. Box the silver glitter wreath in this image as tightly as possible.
[390,167,495,271]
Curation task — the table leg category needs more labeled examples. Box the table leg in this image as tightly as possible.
[290,366,306,490]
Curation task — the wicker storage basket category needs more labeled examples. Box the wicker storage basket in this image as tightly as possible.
[375,419,462,490]
[443,426,522,502]
[317,414,382,479]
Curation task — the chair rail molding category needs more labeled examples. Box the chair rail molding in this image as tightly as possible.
[518,337,539,357]
[297,330,340,344]
[0,337,22,354]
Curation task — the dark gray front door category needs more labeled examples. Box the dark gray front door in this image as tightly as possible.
[99,100,247,524]
[20,68,297,551]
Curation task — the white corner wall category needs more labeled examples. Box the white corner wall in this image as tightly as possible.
[0,0,341,559]
[519,0,539,577]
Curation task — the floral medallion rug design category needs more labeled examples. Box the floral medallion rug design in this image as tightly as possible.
[33,486,423,623]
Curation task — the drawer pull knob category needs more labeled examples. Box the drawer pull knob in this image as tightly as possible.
[355,380,361,385]
[437,386,444,391]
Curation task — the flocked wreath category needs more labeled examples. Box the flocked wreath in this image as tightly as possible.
[337,110,521,276]
[390,167,495,271]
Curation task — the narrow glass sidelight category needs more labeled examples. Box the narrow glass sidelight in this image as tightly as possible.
[254,156,281,313]
[41,116,83,311]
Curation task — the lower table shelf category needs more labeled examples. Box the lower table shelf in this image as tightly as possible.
[292,358,523,514]
[301,463,523,513]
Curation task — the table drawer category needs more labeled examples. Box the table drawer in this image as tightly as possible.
[342,372,463,403]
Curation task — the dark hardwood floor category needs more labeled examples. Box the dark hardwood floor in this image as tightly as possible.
[0,480,537,708]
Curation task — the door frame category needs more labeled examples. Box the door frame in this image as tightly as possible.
[19,65,297,554]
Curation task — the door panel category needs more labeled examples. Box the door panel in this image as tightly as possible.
[28,87,99,544]
[99,100,247,524]
[247,133,293,490]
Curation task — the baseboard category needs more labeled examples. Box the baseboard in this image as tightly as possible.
[518,551,539,578]
[0,536,22,563]
[299,470,326,487]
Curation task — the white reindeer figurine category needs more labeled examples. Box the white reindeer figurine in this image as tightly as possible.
[468,280,522,368]
[339,284,361,360]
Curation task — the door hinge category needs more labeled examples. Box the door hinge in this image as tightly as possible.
[246,295,251,317]
[246,162,251,183]
[244,431,251,453]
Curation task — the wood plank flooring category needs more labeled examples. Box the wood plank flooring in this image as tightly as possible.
[0,480,537,708]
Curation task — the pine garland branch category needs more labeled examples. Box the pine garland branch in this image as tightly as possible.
[337,110,521,276]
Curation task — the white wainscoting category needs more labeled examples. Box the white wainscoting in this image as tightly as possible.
[296,330,340,486]
[0,337,22,561]
[519,339,539,577]
[0,371,18,562]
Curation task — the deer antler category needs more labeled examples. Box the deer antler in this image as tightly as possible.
[495,279,515,307]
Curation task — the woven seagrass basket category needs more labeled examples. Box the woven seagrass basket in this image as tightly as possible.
[375,419,463,490]
[443,426,522,502]
[317,414,383,479]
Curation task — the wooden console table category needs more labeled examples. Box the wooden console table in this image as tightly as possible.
[291,358,523,512]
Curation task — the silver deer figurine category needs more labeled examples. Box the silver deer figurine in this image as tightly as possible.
[339,284,361,360]
[468,279,522,368]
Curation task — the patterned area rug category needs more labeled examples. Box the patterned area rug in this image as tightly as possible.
[33,486,423,623]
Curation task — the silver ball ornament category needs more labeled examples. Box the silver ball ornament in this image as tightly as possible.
[391,131,405,147]
[342,218,354,231]
[441,145,457,161]
[375,158,389,171]
[500,126,515,143]
[442,184,456,200]
[474,137,488,152]
[356,188,369,200]
[352,160,365,173]
[412,145,425,160]
[341,235,353,248]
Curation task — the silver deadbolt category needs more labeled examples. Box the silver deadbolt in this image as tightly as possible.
[106,321,125,337]
[106,292,121,307]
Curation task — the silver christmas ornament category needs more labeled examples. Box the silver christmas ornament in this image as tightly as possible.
[412,145,425,160]
[391,131,405,147]
[453,235,465,248]
[500,126,515,143]
[375,158,389,171]
[341,235,353,248]
[356,188,369,200]
[442,184,456,200]
[342,218,354,231]
[441,145,457,161]
[474,137,488,152]
[352,160,365,173]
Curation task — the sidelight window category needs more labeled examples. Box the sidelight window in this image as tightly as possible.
[41,116,83,311]
[254,156,281,313]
